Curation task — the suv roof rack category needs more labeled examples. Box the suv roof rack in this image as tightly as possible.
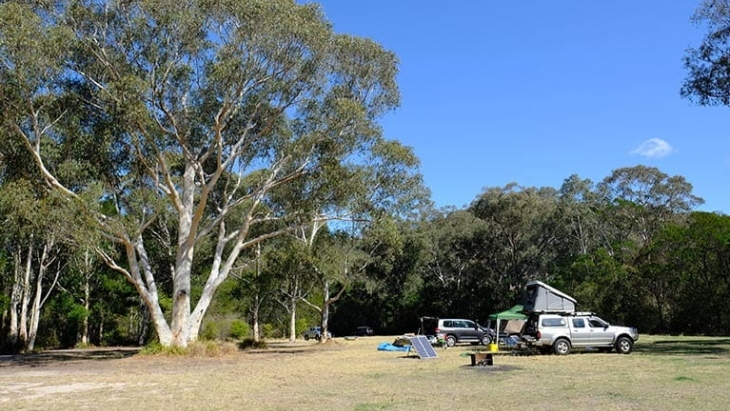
[525,311,597,316]
[524,310,577,315]
[558,311,596,317]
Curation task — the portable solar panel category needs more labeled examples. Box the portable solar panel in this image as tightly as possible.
[409,335,438,359]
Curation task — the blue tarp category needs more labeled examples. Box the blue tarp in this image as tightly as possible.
[377,342,410,352]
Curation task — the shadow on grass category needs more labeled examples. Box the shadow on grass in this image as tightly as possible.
[0,347,140,368]
[244,339,335,355]
[463,364,524,373]
[634,338,730,356]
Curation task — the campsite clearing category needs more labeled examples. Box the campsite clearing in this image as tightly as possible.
[1,335,729,410]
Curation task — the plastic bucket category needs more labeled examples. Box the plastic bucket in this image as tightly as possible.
[488,343,499,352]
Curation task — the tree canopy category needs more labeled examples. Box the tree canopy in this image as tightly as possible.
[2,1,730,352]
[0,0,424,347]
[682,0,730,105]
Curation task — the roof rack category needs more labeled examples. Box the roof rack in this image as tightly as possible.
[524,311,597,316]
[558,311,596,317]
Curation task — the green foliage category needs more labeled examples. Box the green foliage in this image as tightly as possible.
[682,0,730,105]
[200,322,220,341]
[140,340,188,356]
[295,318,310,337]
[229,320,250,340]
[141,340,240,357]
[261,323,282,339]
[0,0,728,343]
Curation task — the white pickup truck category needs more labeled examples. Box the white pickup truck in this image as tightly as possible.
[524,312,639,355]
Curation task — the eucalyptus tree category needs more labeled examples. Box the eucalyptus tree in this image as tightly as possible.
[351,218,424,334]
[280,139,425,342]
[557,174,601,257]
[417,208,487,316]
[596,166,703,249]
[268,237,318,342]
[0,1,421,347]
[657,212,730,334]
[307,217,413,342]
[469,184,564,308]
[682,0,730,105]
[0,181,71,351]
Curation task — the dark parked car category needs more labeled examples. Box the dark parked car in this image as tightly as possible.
[422,317,493,347]
[353,326,374,336]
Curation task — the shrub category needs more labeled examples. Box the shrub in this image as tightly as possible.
[140,340,187,356]
[262,323,285,338]
[239,338,267,350]
[229,320,250,340]
[140,340,238,357]
[200,322,220,341]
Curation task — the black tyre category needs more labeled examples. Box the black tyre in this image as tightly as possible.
[445,335,457,347]
[303,335,309,341]
[481,335,492,345]
[615,336,633,354]
[553,338,571,355]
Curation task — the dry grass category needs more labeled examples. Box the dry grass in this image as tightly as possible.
[1,335,729,410]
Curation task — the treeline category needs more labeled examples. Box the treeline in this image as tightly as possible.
[332,165,729,337]
[2,0,730,353]
[3,162,728,352]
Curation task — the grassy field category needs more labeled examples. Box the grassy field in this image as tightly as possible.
[1,335,729,411]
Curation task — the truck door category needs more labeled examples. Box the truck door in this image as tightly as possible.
[570,317,591,347]
[588,317,613,345]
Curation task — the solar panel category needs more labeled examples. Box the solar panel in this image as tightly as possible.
[409,335,438,359]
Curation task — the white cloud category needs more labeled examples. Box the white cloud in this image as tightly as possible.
[630,138,674,159]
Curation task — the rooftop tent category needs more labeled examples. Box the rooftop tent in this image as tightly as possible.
[522,280,577,313]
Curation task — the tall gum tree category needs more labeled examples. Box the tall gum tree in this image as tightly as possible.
[0,1,423,347]
[682,0,730,105]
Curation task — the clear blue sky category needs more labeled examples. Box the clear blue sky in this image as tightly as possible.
[308,1,730,213]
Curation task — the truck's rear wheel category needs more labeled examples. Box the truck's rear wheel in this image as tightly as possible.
[553,338,571,355]
[615,336,633,354]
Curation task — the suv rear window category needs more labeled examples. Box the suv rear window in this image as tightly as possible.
[541,318,566,327]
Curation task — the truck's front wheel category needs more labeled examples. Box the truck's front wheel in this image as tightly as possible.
[553,338,571,355]
[615,336,633,354]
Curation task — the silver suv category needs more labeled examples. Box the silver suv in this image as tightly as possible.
[525,312,639,355]
[423,318,493,347]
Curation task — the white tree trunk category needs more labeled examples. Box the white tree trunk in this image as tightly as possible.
[120,238,175,346]
[27,267,44,352]
[19,241,34,346]
[252,293,261,343]
[320,280,331,344]
[82,276,90,345]
[9,251,22,347]
[289,296,297,342]
[80,249,93,346]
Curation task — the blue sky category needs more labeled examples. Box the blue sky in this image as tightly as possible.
[309,1,730,213]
